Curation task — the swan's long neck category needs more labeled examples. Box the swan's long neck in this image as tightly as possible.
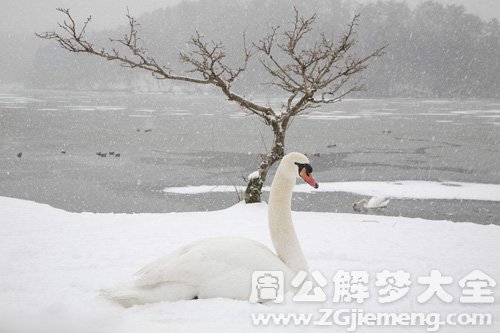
[268,167,309,273]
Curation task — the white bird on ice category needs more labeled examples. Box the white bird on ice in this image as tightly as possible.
[352,197,390,212]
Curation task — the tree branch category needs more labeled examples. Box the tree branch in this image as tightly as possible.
[36,8,275,120]
[253,8,385,122]
[37,7,385,130]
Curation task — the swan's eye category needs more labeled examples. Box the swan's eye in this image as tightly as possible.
[305,164,313,174]
[294,162,313,176]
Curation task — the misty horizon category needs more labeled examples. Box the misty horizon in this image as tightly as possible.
[1,0,499,98]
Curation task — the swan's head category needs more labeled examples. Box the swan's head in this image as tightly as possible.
[281,152,319,189]
[352,199,368,212]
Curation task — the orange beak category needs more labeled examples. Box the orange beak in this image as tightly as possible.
[300,168,319,189]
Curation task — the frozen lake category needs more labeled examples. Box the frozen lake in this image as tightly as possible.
[0,89,499,224]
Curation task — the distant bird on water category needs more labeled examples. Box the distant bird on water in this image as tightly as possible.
[353,197,390,212]
[17,152,22,158]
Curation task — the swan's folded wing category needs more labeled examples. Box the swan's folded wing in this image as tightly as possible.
[131,237,288,289]
[134,244,190,277]
[132,238,247,288]
[133,242,202,288]
[367,196,390,208]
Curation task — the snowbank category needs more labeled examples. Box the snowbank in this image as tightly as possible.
[0,196,499,333]
[163,180,500,201]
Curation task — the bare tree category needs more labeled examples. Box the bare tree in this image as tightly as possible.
[37,7,385,203]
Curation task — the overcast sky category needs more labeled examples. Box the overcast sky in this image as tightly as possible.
[395,0,500,20]
[0,0,499,36]
[0,0,182,34]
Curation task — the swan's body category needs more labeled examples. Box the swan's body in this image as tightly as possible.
[101,152,318,306]
[352,196,390,212]
[102,237,294,306]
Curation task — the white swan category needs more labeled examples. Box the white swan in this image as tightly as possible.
[352,196,390,212]
[101,152,318,306]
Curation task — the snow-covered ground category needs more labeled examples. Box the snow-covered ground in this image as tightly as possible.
[163,180,500,201]
[0,196,499,333]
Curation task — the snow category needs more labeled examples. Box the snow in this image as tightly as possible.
[164,180,500,201]
[0,196,499,332]
[248,170,260,180]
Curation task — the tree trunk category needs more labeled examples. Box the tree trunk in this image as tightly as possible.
[245,123,285,203]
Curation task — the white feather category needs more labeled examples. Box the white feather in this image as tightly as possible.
[366,196,390,209]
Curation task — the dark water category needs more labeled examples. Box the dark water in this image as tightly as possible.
[0,89,499,224]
